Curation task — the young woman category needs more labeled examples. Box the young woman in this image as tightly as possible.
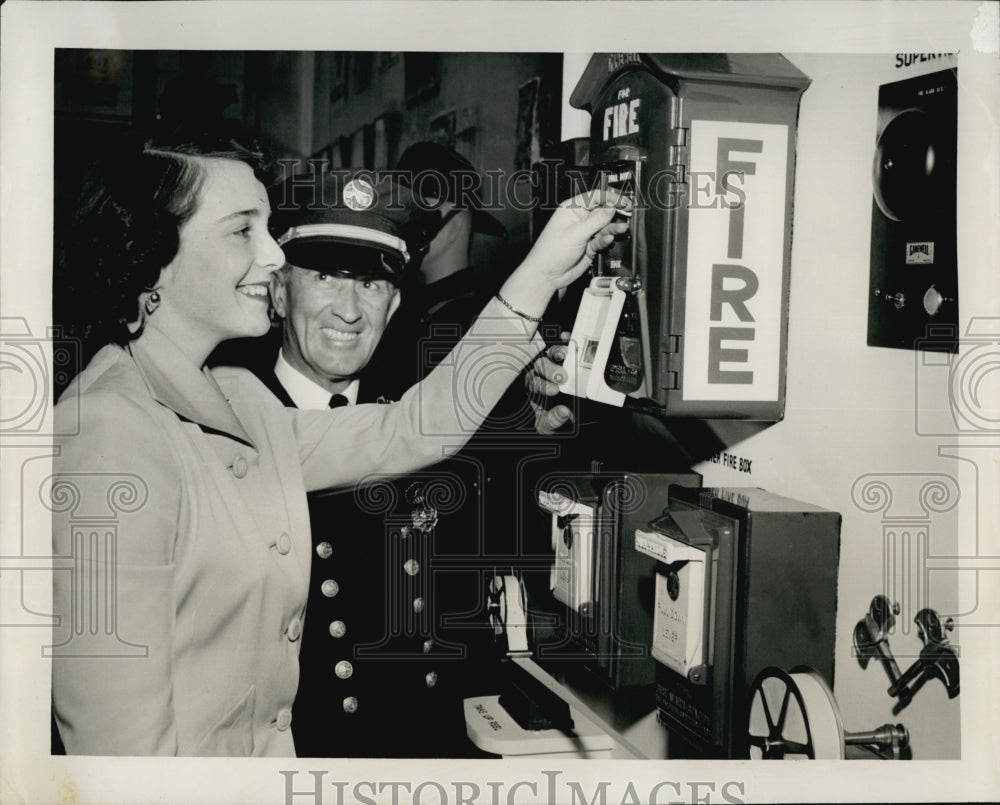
[50,135,625,757]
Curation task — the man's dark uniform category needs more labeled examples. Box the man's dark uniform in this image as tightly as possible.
[256,359,496,758]
[250,169,499,758]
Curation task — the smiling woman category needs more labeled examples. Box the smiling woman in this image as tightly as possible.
[139,157,286,365]
[50,131,627,757]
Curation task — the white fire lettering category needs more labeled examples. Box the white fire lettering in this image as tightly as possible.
[602,98,641,140]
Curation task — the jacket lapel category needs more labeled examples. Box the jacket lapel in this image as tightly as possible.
[129,327,255,448]
[258,367,297,408]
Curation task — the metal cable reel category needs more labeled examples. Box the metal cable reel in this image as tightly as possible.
[747,666,909,760]
[487,573,532,655]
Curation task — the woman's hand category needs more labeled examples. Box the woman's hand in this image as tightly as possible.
[524,190,631,293]
[497,190,630,320]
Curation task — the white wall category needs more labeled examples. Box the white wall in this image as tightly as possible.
[696,51,999,760]
[697,52,962,758]
[566,50,998,760]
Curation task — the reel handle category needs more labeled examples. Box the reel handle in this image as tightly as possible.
[748,666,911,760]
[844,723,909,760]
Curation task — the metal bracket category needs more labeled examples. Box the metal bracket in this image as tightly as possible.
[853,595,960,713]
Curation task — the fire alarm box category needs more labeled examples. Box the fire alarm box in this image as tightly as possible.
[636,486,840,758]
[535,472,700,688]
[560,54,811,420]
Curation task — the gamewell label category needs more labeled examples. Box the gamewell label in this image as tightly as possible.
[682,120,789,402]
[906,241,935,264]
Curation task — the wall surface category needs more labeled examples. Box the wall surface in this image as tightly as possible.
[698,52,966,759]
[295,52,564,277]
[656,51,988,759]
[562,49,996,761]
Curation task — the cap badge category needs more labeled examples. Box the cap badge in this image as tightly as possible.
[343,178,375,211]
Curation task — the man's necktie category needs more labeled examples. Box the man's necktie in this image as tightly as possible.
[329,394,349,408]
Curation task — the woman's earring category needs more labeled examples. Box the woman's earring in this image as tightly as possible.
[143,290,161,317]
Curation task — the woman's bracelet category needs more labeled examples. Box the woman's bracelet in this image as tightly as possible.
[494,292,545,324]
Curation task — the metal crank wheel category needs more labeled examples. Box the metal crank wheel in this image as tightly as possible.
[747,666,846,759]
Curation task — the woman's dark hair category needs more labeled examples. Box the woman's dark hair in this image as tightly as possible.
[56,131,267,360]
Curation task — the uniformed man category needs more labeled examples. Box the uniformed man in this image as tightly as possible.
[260,168,503,758]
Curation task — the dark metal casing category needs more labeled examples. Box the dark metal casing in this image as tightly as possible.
[535,472,701,688]
[646,486,840,757]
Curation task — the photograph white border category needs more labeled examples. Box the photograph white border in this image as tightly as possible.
[2,2,998,803]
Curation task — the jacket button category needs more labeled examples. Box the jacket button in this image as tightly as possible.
[404,559,420,576]
[423,639,434,654]
[343,696,359,714]
[321,579,340,597]
[316,542,333,560]
[287,617,302,641]
[276,708,292,731]
[335,660,353,679]
[328,620,346,638]
[231,455,249,478]
[412,597,425,613]
[425,671,438,688]
[276,532,292,555]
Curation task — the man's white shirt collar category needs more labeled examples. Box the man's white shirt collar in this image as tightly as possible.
[275,350,359,410]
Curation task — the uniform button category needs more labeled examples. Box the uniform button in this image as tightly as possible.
[399,526,411,540]
[316,542,333,560]
[231,455,249,478]
[276,708,292,731]
[412,597,425,613]
[404,559,420,576]
[287,617,302,641]
[328,620,346,638]
[335,660,353,679]
[276,532,292,555]
[423,639,434,654]
[343,696,359,714]
[321,579,340,597]
[425,671,438,688]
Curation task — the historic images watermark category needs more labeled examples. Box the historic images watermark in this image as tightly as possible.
[0,317,155,659]
[0,318,82,637]
[412,315,571,440]
[850,318,1000,659]
[0,317,80,438]
[913,318,1000,437]
[279,769,747,805]
[270,160,751,218]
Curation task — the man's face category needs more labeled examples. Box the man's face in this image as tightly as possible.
[271,264,400,391]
